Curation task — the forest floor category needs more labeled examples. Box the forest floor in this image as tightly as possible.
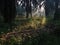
[0,16,60,45]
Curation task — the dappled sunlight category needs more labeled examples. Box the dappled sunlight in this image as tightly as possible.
[40,6,45,12]
[15,17,46,30]
[41,17,46,25]
[0,0,60,45]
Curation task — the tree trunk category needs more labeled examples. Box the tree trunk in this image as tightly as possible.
[4,0,16,23]
[54,0,59,20]
[45,0,50,17]
[24,0,32,18]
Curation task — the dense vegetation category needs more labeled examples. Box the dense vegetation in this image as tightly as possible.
[0,0,60,45]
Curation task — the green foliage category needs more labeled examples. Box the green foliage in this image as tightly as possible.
[20,31,60,45]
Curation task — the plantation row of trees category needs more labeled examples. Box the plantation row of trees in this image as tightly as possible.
[0,0,60,24]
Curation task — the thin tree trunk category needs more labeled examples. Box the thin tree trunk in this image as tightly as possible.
[54,0,59,20]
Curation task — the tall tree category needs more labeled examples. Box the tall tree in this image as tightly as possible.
[23,0,32,18]
[0,0,4,15]
[3,0,16,23]
[54,0,59,20]
[45,0,50,17]
[32,0,38,8]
